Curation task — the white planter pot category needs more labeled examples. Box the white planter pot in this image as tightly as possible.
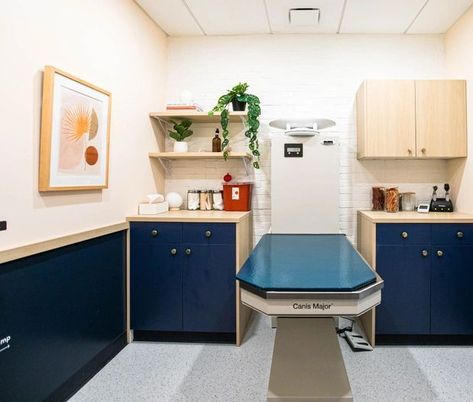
[173,141,188,153]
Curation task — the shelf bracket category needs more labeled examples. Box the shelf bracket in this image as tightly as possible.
[242,156,253,176]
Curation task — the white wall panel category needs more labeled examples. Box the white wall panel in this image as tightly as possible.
[408,0,473,34]
[340,0,426,33]
[185,0,270,35]
[136,0,203,36]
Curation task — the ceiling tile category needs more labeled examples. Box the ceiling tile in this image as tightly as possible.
[185,0,270,35]
[267,0,345,33]
[340,0,426,33]
[408,0,473,33]
[135,0,204,36]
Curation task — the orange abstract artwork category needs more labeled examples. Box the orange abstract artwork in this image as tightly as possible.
[39,66,111,191]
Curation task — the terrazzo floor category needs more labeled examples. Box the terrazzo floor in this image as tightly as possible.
[70,314,473,402]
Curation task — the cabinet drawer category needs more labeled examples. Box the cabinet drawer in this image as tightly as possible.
[182,223,236,245]
[432,224,473,245]
[377,224,431,245]
[130,222,181,244]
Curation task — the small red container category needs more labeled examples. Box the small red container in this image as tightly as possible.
[223,183,252,211]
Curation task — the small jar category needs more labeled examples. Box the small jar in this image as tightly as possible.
[372,187,385,211]
[187,190,200,210]
[200,190,212,211]
[385,187,400,213]
[212,190,224,210]
[402,192,416,211]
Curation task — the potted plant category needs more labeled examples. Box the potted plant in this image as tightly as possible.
[209,82,261,169]
[168,119,193,153]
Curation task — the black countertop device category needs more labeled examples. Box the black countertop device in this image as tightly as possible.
[430,184,453,212]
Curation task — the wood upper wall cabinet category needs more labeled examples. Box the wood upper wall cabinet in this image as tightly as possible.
[357,80,416,159]
[416,80,467,158]
[356,80,467,159]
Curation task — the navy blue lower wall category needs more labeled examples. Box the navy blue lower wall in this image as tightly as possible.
[0,230,127,402]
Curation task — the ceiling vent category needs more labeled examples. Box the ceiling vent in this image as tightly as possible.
[288,8,320,26]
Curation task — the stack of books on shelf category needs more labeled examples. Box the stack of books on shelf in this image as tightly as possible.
[165,103,203,112]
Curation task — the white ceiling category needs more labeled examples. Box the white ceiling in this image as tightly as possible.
[136,0,473,36]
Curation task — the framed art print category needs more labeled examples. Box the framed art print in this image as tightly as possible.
[39,66,111,191]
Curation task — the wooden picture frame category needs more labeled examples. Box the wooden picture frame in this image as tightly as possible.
[39,66,112,191]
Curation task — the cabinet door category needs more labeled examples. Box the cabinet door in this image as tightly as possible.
[131,241,183,332]
[376,245,431,334]
[182,244,236,333]
[357,80,416,158]
[415,80,467,158]
[431,245,473,334]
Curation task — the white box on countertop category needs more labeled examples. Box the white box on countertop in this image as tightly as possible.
[138,201,169,215]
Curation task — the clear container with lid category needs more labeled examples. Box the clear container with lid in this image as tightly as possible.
[187,190,200,210]
[385,187,400,213]
[200,190,212,211]
[212,190,224,210]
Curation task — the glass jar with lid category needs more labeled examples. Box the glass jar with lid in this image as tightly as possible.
[187,190,200,210]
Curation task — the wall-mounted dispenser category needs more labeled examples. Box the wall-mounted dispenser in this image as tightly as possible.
[269,118,336,137]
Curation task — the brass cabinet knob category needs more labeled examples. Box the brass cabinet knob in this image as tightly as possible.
[457,231,464,239]
[151,229,158,237]
[185,248,192,256]
[437,250,444,257]
[170,248,177,255]
[421,148,426,154]
[401,231,408,239]
[408,149,412,155]
[421,250,429,257]
[205,230,212,238]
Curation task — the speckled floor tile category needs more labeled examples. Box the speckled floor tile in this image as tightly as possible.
[70,315,473,402]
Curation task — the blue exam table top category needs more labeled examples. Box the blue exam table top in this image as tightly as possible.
[236,234,377,292]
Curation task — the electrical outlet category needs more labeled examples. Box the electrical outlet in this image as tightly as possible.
[0,221,7,231]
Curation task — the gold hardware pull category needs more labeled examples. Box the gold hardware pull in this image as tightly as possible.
[421,148,426,154]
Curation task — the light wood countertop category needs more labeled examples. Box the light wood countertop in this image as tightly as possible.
[359,210,473,223]
[127,210,251,223]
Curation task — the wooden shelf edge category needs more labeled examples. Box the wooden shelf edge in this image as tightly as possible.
[148,152,252,160]
[149,111,247,124]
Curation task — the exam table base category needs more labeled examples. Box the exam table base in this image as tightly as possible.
[267,318,353,402]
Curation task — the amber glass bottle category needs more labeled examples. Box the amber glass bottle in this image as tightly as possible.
[212,129,222,152]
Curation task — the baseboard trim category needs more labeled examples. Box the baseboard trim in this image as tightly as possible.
[45,332,128,402]
[133,330,236,344]
[376,334,473,345]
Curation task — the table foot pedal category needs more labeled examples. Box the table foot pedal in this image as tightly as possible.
[345,331,373,352]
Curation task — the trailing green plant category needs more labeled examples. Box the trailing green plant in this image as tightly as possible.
[209,82,261,169]
[168,119,193,142]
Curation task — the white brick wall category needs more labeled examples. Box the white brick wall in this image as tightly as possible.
[164,34,448,244]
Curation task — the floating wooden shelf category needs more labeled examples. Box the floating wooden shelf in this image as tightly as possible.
[150,110,247,123]
[149,151,252,161]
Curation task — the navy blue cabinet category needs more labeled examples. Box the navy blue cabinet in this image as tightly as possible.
[376,223,473,337]
[376,245,431,334]
[130,222,236,338]
[431,245,473,334]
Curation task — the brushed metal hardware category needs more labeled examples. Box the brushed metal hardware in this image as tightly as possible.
[437,250,444,257]
[401,231,408,239]
[457,231,464,239]
[151,229,158,237]
[170,248,177,255]
[185,248,192,255]
[421,250,428,257]
[205,230,212,238]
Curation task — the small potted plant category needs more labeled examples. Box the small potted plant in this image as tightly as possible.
[168,119,193,153]
[209,83,261,169]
